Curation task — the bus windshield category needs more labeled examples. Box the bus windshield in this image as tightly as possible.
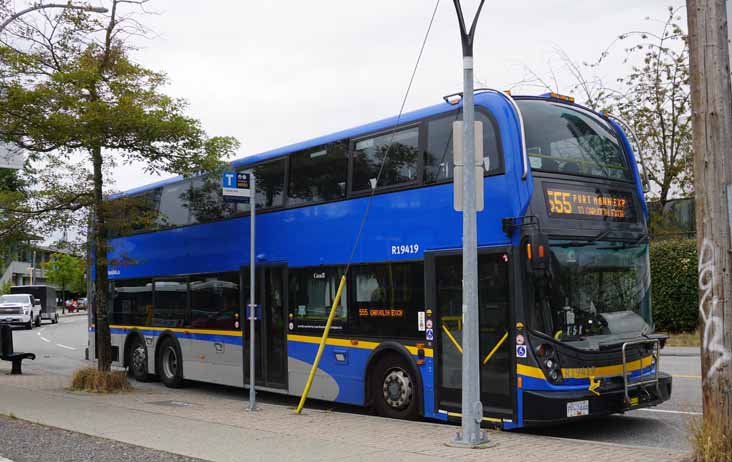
[531,240,652,348]
[517,99,632,181]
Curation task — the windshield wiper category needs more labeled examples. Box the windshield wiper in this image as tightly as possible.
[555,229,612,248]
[591,229,611,243]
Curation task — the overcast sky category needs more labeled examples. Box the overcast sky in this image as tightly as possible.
[110,0,686,192]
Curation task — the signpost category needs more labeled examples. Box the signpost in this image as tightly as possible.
[222,170,257,411]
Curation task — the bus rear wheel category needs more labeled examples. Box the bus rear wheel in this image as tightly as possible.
[371,354,419,420]
[157,337,184,388]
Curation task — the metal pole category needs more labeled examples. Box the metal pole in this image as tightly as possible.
[248,173,257,411]
[31,250,35,285]
[449,0,488,448]
[459,53,483,447]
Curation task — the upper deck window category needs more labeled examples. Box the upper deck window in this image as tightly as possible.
[517,100,632,181]
[158,180,192,228]
[424,110,503,183]
[352,127,419,191]
[250,159,286,209]
[288,142,347,206]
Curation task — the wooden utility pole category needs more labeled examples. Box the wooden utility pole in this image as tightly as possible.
[687,0,732,441]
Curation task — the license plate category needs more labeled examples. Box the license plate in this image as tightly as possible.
[567,400,589,417]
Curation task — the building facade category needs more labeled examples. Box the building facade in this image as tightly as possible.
[0,244,74,287]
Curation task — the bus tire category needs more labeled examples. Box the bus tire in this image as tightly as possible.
[128,335,151,382]
[157,336,184,388]
[371,354,419,420]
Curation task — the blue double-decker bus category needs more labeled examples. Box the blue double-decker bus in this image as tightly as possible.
[89,90,671,428]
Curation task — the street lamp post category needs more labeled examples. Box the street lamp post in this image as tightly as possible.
[448,0,490,448]
[0,3,108,34]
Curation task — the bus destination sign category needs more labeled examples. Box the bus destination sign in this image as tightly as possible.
[544,183,636,221]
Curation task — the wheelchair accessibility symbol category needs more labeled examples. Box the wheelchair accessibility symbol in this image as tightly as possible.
[516,345,527,358]
[425,328,434,341]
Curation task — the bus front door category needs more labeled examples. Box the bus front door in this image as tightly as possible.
[243,265,288,390]
[432,251,513,422]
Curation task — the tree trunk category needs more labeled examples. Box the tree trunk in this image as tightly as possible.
[91,145,112,372]
[687,0,732,443]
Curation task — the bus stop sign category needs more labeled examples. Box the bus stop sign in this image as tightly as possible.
[222,171,251,203]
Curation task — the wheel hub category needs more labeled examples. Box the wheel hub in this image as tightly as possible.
[163,346,178,378]
[382,368,413,410]
[131,345,146,373]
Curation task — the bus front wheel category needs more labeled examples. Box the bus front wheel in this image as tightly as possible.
[157,337,184,388]
[371,354,419,420]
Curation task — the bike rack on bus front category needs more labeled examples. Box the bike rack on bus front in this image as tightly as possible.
[621,338,661,405]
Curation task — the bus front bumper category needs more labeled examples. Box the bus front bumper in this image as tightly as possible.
[521,372,672,426]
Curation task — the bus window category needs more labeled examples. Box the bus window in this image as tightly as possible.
[352,127,419,191]
[289,267,347,322]
[158,180,192,228]
[188,175,240,224]
[288,142,348,206]
[111,279,153,326]
[189,273,240,330]
[237,159,285,212]
[353,262,424,338]
[424,110,502,183]
[517,100,632,181]
[107,189,162,238]
[153,279,188,328]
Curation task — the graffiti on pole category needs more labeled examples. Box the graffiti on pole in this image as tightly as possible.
[698,239,731,381]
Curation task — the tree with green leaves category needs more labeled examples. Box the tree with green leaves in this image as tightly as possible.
[0,1,238,372]
[43,252,85,308]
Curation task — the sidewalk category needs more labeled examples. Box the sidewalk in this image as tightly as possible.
[0,363,688,462]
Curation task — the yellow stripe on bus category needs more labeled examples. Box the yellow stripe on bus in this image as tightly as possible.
[517,355,655,380]
[109,325,243,337]
[287,334,434,358]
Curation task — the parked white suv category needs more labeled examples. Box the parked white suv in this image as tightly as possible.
[0,294,41,329]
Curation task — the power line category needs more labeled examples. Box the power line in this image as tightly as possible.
[344,0,441,273]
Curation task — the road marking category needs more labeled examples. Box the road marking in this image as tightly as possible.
[56,344,76,350]
[40,337,50,343]
[0,456,15,462]
[674,374,702,379]
[635,408,702,416]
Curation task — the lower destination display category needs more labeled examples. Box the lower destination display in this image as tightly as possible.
[544,183,636,221]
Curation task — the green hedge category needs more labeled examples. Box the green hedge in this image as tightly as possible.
[650,239,698,332]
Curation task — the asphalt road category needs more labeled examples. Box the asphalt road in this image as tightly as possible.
[9,314,90,377]
[10,315,703,453]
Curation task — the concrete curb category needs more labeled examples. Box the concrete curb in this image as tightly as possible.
[59,312,87,318]
[660,347,700,357]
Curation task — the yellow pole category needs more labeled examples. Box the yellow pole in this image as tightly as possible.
[294,275,347,414]
[482,332,508,365]
[441,323,463,354]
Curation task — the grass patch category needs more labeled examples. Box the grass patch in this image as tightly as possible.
[665,329,700,347]
[690,410,732,462]
[69,367,132,393]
